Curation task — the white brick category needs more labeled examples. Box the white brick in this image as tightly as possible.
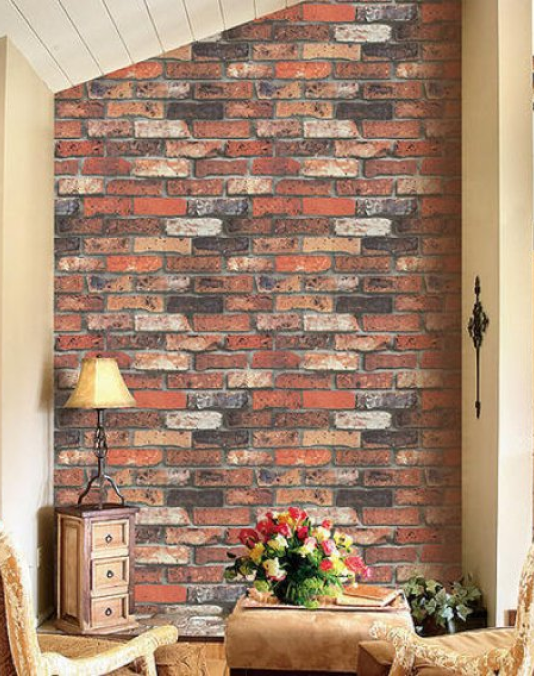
[228,371,273,389]
[335,411,392,430]
[134,354,190,371]
[57,178,103,195]
[166,218,223,236]
[134,120,189,138]
[302,159,359,178]
[304,314,359,332]
[304,120,359,138]
[335,24,392,43]
[135,545,189,565]
[166,411,223,430]
[335,218,392,236]
[137,507,190,525]
[133,159,189,177]
[134,315,190,332]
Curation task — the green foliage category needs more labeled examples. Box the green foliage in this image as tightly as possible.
[403,574,483,633]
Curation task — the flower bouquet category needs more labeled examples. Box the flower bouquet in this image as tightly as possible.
[225,507,370,608]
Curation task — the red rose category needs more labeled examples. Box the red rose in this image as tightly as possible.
[238,528,260,548]
[256,518,275,540]
[277,523,292,538]
[346,555,368,576]
[322,539,336,556]
[322,519,332,530]
[297,526,309,540]
[288,506,306,523]
[320,559,334,572]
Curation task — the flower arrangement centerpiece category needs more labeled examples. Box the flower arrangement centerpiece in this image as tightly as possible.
[225,507,370,608]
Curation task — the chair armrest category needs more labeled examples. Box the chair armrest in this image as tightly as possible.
[41,625,178,676]
[370,622,508,675]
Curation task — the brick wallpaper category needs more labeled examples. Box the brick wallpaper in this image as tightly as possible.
[54,0,462,610]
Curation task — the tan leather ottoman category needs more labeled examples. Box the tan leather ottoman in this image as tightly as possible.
[357,628,514,676]
[226,597,413,675]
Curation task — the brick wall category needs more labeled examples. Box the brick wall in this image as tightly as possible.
[54,0,462,610]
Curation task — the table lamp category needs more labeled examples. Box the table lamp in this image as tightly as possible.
[65,356,136,509]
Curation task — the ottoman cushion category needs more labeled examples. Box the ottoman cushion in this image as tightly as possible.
[226,598,413,673]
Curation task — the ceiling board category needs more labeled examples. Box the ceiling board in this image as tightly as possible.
[219,0,255,28]
[0,0,305,91]
[59,0,131,76]
[255,0,287,16]
[144,0,193,52]
[103,0,162,64]
[0,0,69,90]
[183,0,224,40]
[11,0,99,84]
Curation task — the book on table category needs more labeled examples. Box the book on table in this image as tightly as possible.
[339,584,402,608]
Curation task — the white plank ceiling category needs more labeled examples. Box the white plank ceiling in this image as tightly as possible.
[0,0,305,92]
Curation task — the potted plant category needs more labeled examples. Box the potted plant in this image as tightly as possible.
[403,575,483,636]
[224,507,370,608]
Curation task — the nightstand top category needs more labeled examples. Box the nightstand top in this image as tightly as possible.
[56,503,139,519]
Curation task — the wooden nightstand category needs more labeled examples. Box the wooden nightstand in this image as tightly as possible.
[56,503,139,635]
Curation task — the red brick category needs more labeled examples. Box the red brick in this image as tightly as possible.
[253,391,302,411]
[133,198,186,216]
[84,197,132,216]
[135,585,186,604]
[302,4,355,21]
[106,259,160,277]
[194,121,250,138]
[108,449,163,466]
[302,198,354,215]
[275,255,331,273]
[134,391,187,409]
[302,391,355,409]
[275,62,331,79]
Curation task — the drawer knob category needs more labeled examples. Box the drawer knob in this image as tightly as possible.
[105,608,113,617]
[105,534,113,544]
[106,570,114,579]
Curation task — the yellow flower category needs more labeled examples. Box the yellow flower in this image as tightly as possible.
[263,558,286,581]
[314,526,331,543]
[334,532,354,549]
[298,537,317,557]
[267,534,288,552]
[250,542,265,564]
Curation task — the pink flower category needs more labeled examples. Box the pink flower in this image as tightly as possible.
[322,539,336,556]
[277,523,292,538]
[322,519,332,530]
[238,528,260,549]
[346,555,369,578]
[297,526,309,540]
[289,506,306,524]
[320,559,334,572]
[304,537,317,549]
[256,518,275,541]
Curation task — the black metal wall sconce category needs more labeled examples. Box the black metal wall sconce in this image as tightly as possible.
[467,276,489,419]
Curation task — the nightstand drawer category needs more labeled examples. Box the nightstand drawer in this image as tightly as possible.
[91,595,129,629]
[92,558,129,596]
[56,505,138,635]
[92,520,129,556]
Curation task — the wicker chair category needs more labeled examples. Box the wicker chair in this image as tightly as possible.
[0,521,222,675]
[369,543,534,676]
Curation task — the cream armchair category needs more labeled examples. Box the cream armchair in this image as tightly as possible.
[369,543,534,676]
[0,522,178,676]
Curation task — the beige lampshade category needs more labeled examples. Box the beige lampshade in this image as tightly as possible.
[65,357,136,409]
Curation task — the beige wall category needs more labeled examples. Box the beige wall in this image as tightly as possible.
[462,0,533,624]
[0,37,54,620]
